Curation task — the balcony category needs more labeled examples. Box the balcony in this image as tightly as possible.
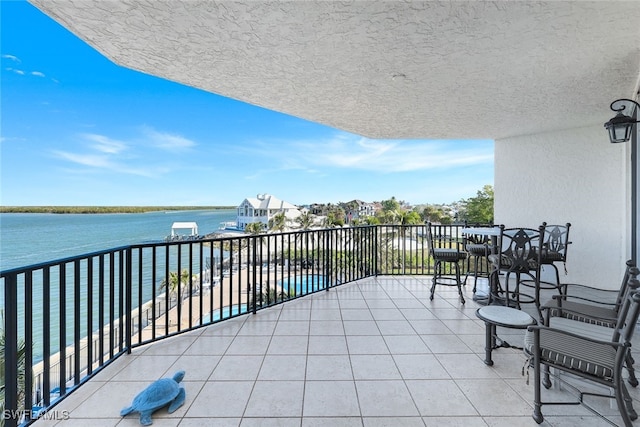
[2,225,639,426]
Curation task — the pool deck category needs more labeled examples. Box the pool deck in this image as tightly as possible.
[31,275,640,426]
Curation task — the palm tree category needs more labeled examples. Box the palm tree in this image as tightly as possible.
[245,221,266,235]
[268,212,287,232]
[159,269,191,300]
[159,269,192,326]
[324,210,345,227]
[295,211,314,230]
[248,286,293,309]
[1,311,27,427]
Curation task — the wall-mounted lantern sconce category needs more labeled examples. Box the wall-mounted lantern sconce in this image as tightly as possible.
[605,98,640,143]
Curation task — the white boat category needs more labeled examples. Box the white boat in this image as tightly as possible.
[219,221,239,230]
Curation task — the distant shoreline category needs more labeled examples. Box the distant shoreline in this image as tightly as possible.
[0,206,236,214]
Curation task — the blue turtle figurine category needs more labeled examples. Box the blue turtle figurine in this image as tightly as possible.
[120,370,186,426]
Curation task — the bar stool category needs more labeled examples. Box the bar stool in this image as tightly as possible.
[427,222,467,303]
[462,223,493,292]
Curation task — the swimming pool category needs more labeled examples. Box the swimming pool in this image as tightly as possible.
[200,305,248,324]
[279,274,327,294]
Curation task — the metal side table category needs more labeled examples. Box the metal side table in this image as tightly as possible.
[476,305,536,366]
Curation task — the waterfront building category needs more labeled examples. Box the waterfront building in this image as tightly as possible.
[236,193,301,230]
[342,199,376,223]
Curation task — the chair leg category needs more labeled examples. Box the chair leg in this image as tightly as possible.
[463,255,471,287]
[483,322,494,366]
[454,262,465,304]
[615,374,635,427]
[626,353,639,387]
[542,364,552,389]
[533,344,544,424]
[430,261,438,301]
[621,381,638,420]
[472,255,480,293]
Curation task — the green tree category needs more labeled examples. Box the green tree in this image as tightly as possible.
[295,211,315,230]
[376,209,399,224]
[381,197,400,213]
[268,212,288,232]
[365,216,380,225]
[1,311,27,426]
[420,205,454,224]
[160,269,191,299]
[324,206,345,227]
[462,185,494,224]
[400,210,422,225]
[245,222,266,234]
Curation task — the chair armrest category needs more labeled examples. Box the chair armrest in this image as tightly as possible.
[539,302,617,325]
[560,283,619,303]
[526,325,625,358]
[551,294,617,307]
[561,282,619,293]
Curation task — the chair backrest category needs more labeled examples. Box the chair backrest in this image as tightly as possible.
[426,222,457,252]
[614,260,637,310]
[612,267,640,343]
[497,224,545,274]
[463,221,494,246]
[541,222,571,260]
[426,222,436,253]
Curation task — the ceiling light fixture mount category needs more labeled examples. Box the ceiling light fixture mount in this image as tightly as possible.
[604,98,640,143]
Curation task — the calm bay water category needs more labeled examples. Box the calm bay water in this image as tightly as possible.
[0,209,236,271]
[0,209,237,362]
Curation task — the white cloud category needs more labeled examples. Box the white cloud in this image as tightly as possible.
[81,133,128,154]
[51,128,199,178]
[141,126,196,151]
[53,151,114,169]
[6,68,25,75]
[2,54,21,63]
[52,150,159,177]
[247,133,493,173]
[31,71,46,77]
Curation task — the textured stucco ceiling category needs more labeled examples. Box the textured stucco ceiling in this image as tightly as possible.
[29,0,640,140]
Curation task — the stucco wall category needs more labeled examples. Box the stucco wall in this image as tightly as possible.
[494,125,629,288]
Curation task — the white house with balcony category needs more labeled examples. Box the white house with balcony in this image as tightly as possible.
[236,194,301,230]
[343,199,376,223]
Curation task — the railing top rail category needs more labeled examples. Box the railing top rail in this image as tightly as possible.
[1,225,384,277]
[0,244,131,278]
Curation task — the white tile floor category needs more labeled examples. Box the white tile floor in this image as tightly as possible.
[31,276,640,426]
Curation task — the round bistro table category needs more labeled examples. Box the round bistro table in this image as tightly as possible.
[475,305,536,366]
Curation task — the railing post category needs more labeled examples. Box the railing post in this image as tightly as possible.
[73,260,81,386]
[24,271,34,422]
[373,226,379,277]
[252,237,257,314]
[3,273,19,427]
[125,248,132,354]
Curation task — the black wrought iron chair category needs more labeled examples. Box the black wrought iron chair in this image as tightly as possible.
[540,222,572,286]
[525,270,640,426]
[426,222,467,303]
[546,260,636,326]
[542,261,639,387]
[488,225,549,314]
[463,222,494,293]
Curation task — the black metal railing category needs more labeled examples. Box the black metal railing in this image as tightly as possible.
[1,223,467,426]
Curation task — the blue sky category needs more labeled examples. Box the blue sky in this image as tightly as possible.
[0,1,493,207]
